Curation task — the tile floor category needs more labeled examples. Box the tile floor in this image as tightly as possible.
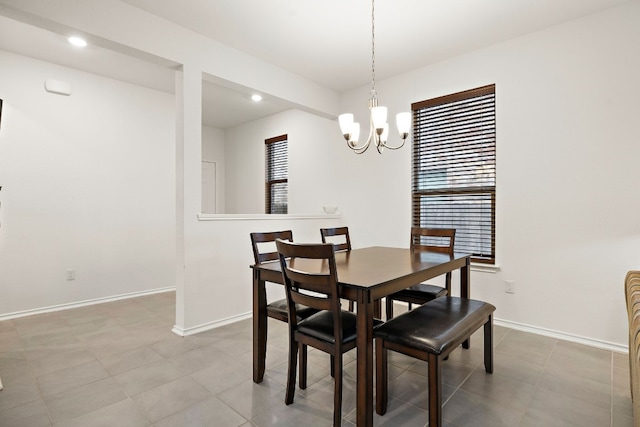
[0,291,633,426]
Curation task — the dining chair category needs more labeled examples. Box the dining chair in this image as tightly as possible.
[385,227,456,319]
[276,239,362,427]
[320,226,354,312]
[250,231,319,367]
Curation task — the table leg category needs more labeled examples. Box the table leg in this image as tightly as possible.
[253,269,267,383]
[461,257,471,349]
[356,290,374,427]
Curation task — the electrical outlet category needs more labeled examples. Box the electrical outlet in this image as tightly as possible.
[66,269,76,281]
[505,280,515,294]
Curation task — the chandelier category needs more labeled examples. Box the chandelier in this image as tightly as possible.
[338,0,411,154]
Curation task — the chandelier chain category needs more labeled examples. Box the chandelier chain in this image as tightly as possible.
[371,0,376,94]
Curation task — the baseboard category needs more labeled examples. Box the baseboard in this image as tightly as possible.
[390,301,627,354]
[0,286,176,322]
[175,308,628,354]
[495,317,628,354]
[6,293,625,355]
[172,311,252,337]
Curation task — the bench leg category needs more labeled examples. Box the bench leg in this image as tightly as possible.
[375,339,388,415]
[428,353,442,427]
[484,314,493,374]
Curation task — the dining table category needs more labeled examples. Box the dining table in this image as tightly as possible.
[251,246,471,427]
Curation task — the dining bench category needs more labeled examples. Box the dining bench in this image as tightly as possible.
[374,296,495,427]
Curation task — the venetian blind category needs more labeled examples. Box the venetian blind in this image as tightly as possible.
[265,134,288,214]
[411,84,496,263]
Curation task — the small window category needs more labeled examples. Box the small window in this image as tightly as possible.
[265,134,288,214]
[412,85,496,264]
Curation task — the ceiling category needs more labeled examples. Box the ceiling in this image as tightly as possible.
[119,0,632,91]
[0,14,293,129]
[0,0,634,128]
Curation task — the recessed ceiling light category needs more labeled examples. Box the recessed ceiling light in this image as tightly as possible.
[251,94,262,102]
[68,36,87,47]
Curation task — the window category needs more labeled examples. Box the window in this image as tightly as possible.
[412,84,496,264]
[265,134,288,214]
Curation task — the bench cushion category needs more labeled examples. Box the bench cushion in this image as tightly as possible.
[374,297,495,355]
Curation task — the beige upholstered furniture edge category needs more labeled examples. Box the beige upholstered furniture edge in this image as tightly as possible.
[625,270,640,426]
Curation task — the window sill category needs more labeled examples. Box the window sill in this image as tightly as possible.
[471,263,500,273]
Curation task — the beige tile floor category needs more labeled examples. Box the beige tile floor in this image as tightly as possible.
[0,291,633,426]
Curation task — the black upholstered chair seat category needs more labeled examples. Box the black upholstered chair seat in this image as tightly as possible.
[267,299,318,320]
[375,297,495,355]
[297,311,358,344]
[390,283,448,302]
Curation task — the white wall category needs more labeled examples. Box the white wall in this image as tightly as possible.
[337,2,640,347]
[202,125,225,213]
[178,216,345,334]
[0,50,175,316]
[224,109,347,215]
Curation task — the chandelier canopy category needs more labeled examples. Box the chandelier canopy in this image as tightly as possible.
[338,0,410,154]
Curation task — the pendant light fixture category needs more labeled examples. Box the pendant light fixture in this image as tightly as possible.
[338,0,411,154]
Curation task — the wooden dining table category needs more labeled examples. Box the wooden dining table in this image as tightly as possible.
[251,246,471,427]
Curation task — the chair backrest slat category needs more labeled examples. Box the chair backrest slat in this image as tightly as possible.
[291,291,332,312]
[285,267,334,295]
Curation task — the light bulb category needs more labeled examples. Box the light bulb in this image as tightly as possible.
[371,106,387,131]
[350,122,360,143]
[396,112,411,139]
[339,113,354,138]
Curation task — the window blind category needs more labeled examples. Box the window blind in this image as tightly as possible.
[265,134,288,214]
[412,84,496,263]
